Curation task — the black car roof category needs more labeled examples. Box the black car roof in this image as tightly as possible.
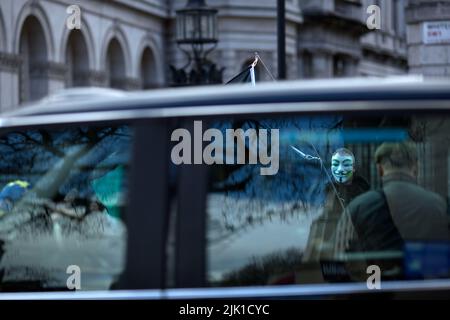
[3,76,450,118]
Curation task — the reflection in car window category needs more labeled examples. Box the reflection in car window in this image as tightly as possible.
[0,125,132,291]
[206,114,450,286]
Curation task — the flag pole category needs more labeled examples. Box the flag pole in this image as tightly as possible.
[277,0,286,80]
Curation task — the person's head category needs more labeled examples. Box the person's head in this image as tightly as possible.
[0,180,31,216]
[374,142,418,177]
[331,148,355,184]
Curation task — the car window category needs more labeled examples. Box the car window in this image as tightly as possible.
[203,112,450,286]
[0,124,132,291]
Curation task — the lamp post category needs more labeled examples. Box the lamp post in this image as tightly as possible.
[171,0,224,86]
[277,0,286,80]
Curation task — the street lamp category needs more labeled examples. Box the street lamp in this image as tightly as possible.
[171,0,223,86]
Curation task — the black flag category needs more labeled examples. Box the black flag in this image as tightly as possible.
[226,57,258,85]
[226,65,253,84]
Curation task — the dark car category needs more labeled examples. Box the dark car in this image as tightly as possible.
[0,78,449,299]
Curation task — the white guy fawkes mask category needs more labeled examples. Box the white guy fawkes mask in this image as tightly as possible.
[331,153,354,184]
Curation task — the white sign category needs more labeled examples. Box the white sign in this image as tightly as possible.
[423,21,450,44]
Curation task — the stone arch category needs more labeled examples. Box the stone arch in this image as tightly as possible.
[64,30,90,87]
[18,15,49,102]
[105,38,127,89]
[60,18,95,71]
[13,1,54,60]
[137,35,164,88]
[101,24,131,78]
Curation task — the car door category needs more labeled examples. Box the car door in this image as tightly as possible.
[0,114,170,295]
[171,98,450,299]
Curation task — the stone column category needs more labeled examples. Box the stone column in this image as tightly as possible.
[0,53,21,112]
[85,70,108,87]
[110,77,141,91]
[122,78,141,91]
[66,70,140,90]
[47,62,68,95]
[406,0,450,77]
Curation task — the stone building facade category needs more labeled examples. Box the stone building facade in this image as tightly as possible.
[0,0,167,111]
[406,0,450,77]
[360,0,408,76]
[404,0,450,208]
[0,0,418,112]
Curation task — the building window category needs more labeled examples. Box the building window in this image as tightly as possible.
[18,16,49,103]
[66,30,89,87]
[333,55,347,77]
[140,47,157,89]
[302,51,313,79]
[106,38,126,89]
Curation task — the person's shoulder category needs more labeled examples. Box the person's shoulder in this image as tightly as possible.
[347,190,382,212]
[352,175,370,191]
[420,187,446,207]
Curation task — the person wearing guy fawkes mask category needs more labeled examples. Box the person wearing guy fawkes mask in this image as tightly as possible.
[303,148,369,265]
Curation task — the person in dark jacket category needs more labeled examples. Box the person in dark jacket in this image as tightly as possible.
[336,142,448,280]
[303,148,370,262]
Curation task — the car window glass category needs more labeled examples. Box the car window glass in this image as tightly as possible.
[205,113,450,286]
[0,124,132,291]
